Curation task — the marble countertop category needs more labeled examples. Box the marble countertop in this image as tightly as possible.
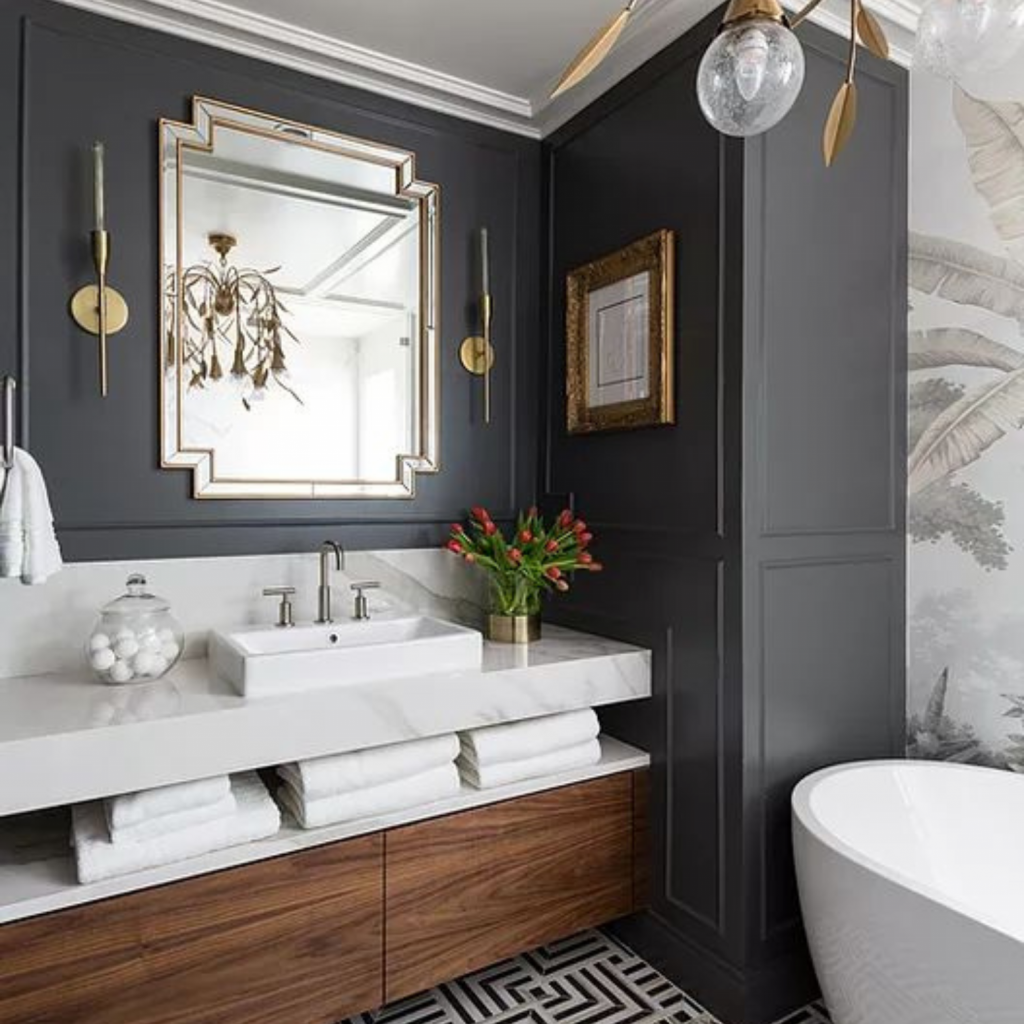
[0,625,651,817]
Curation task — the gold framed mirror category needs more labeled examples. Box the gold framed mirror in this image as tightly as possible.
[159,97,440,499]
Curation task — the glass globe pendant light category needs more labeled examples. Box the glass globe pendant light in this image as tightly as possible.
[551,0,893,166]
[915,0,1024,79]
[697,0,806,137]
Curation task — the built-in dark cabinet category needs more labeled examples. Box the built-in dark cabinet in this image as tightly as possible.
[542,12,906,1024]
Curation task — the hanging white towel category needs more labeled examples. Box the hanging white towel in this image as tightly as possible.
[105,775,231,832]
[458,737,602,790]
[277,734,459,801]
[278,762,461,829]
[107,792,238,844]
[73,773,280,884]
[0,448,62,585]
[459,709,600,766]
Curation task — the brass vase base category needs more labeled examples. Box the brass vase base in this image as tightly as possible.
[486,613,541,644]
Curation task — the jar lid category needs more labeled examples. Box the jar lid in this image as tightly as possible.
[101,573,172,616]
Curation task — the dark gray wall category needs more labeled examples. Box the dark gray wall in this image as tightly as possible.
[543,11,906,1024]
[0,0,541,561]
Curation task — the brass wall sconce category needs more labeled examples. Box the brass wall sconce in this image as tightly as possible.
[70,142,129,397]
[459,227,496,424]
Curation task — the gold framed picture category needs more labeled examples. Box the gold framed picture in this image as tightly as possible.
[565,229,675,435]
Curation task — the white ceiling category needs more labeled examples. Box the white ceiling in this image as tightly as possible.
[59,0,920,136]
[238,0,631,102]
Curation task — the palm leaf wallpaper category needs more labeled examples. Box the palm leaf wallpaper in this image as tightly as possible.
[909,77,1024,769]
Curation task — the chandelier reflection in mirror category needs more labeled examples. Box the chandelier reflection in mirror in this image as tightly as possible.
[160,97,440,500]
[178,232,301,409]
[553,0,1024,165]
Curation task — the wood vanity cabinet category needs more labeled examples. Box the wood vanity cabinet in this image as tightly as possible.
[385,773,637,1001]
[0,837,385,1024]
[0,771,648,1024]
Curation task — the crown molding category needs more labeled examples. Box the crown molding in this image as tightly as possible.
[49,0,541,138]
[50,0,920,141]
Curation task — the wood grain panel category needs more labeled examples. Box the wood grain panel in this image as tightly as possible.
[384,774,635,1002]
[0,837,384,1024]
[632,769,651,909]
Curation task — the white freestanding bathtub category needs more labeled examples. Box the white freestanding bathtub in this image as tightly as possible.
[792,760,1024,1024]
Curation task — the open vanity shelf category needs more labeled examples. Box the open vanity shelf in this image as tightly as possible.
[0,735,648,926]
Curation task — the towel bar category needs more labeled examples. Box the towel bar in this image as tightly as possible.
[1,374,15,470]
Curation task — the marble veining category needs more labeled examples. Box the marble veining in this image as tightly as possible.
[0,625,650,817]
[0,547,484,680]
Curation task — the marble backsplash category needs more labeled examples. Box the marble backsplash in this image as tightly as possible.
[0,548,488,680]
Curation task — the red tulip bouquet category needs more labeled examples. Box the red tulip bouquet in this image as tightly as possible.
[445,506,602,639]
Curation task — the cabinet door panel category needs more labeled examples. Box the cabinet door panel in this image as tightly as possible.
[0,837,384,1024]
[385,774,635,1002]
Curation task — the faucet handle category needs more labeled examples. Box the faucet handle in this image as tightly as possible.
[262,586,296,629]
[350,581,380,621]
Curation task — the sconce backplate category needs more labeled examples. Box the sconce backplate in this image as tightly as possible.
[459,335,495,375]
[70,284,130,336]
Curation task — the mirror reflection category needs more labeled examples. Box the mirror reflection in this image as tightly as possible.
[160,98,440,498]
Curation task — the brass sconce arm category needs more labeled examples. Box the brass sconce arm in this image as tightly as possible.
[69,141,129,398]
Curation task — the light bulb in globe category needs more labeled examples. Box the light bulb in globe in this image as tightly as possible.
[697,18,806,137]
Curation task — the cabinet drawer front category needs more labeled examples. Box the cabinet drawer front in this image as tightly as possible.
[385,774,635,1002]
[0,837,384,1024]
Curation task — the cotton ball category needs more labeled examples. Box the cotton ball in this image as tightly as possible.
[140,632,162,653]
[150,654,169,677]
[157,627,176,643]
[90,647,116,672]
[133,651,158,676]
[160,641,180,662]
[109,660,134,684]
[89,633,111,652]
[114,627,136,643]
[113,638,140,660]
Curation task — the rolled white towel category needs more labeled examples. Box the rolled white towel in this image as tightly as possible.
[73,773,280,884]
[107,792,238,844]
[278,762,461,829]
[459,709,600,766]
[105,775,231,832]
[458,738,602,790]
[278,734,459,801]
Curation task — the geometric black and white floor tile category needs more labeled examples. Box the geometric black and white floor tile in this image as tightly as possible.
[339,929,831,1024]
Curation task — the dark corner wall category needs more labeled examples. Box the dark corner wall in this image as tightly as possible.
[0,0,541,562]
[542,9,907,1024]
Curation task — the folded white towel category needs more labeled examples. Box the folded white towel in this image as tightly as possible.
[107,792,238,844]
[458,738,602,790]
[73,773,280,884]
[0,448,62,585]
[459,709,600,766]
[278,763,461,829]
[105,775,231,832]
[278,734,459,801]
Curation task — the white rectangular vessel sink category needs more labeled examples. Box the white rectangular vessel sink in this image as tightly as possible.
[209,616,483,698]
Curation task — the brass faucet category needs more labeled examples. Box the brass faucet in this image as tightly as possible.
[316,540,345,624]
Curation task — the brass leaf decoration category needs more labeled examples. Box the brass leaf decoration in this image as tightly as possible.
[823,82,858,167]
[551,7,632,99]
[856,6,890,60]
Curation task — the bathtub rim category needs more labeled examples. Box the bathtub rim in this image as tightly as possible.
[792,757,1022,946]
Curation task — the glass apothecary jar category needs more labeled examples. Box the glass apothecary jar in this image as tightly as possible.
[86,574,184,685]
